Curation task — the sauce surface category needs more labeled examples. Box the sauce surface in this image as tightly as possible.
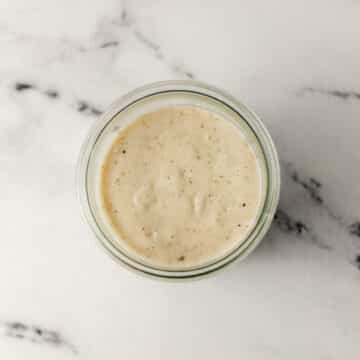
[101,106,262,267]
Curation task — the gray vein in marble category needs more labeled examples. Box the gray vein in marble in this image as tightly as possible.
[44,89,59,98]
[99,40,119,49]
[349,222,360,237]
[15,83,35,92]
[170,64,194,79]
[132,30,194,78]
[116,8,194,79]
[116,8,133,27]
[279,161,360,267]
[290,171,323,204]
[13,81,103,117]
[0,25,88,57]
[77,100,103,116]
[0,321,77,354]
[263,161,331,250]
[273,208,331,250]
[355,255,360,269]
[133,30,163,58]
[274,209,309,235]
[300,87,360,100]
[1,7,195,80]
[283,162,345,225]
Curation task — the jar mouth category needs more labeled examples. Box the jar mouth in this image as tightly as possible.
[77,80,280,279]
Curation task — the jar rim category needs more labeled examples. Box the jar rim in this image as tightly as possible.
[77,80,280,280]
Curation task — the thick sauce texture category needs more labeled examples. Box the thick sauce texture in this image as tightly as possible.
[101,106,262,267]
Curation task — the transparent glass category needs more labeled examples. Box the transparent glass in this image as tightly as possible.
[77,80,280,279]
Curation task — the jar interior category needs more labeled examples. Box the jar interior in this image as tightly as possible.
[85,90,269,272]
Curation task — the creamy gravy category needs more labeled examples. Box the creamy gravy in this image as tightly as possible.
[101,106,262,267]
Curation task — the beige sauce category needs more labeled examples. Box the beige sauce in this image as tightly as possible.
[101,106,262,267]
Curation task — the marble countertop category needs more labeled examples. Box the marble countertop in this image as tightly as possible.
[1,0,360,358]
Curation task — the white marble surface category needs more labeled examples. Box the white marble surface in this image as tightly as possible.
[1,0,360,358]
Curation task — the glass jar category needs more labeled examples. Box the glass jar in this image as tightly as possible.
[77,80,280,279]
